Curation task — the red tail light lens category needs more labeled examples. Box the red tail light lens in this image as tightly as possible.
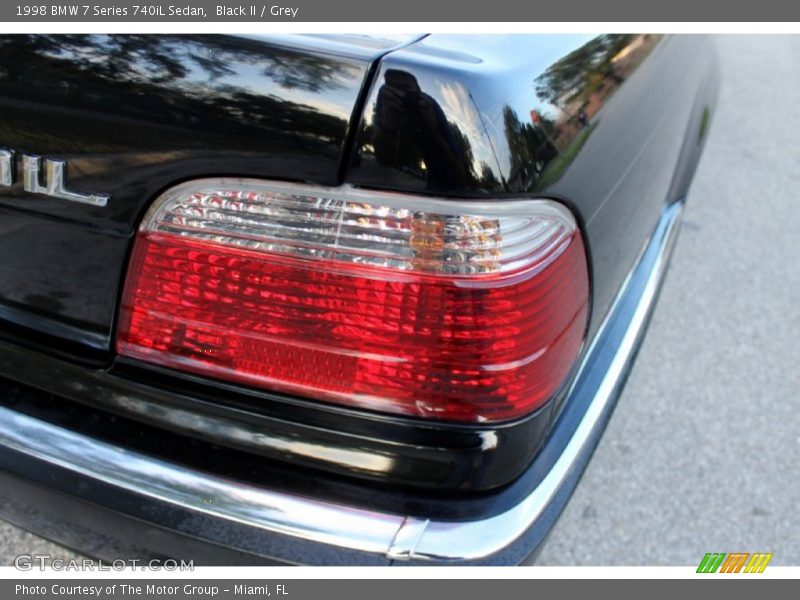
[117,180,589,423]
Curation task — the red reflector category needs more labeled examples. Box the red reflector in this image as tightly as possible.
[116,181,589,423]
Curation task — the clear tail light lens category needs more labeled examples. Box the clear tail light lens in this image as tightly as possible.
[116,180,589,423]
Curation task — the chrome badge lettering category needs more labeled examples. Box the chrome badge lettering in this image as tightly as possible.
[0,149,109,207]
[0,149,12,187]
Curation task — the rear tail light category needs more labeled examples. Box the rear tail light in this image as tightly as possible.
[117,180,589,423]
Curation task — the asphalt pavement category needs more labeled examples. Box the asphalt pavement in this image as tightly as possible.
[536,34,800,565]
[1,35,798,566]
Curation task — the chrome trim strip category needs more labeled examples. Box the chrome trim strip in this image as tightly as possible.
[0,201,683,563]
[0,406,405,556]
[387,517,430,560]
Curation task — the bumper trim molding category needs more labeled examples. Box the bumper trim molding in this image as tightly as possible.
[0,201,683,565]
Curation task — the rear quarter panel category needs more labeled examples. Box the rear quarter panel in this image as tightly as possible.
[346,34,719,340]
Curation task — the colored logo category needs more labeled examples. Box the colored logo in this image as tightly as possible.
[697,552,773,573]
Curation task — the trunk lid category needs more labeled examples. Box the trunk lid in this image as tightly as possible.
[0,34,399,355]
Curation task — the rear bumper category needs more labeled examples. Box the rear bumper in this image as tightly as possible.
[0,200,683,565]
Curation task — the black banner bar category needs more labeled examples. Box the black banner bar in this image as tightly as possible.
[3,579,796,600]
[1,0,799,22]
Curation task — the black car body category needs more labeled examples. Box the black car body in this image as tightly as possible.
[0,34,718,565]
